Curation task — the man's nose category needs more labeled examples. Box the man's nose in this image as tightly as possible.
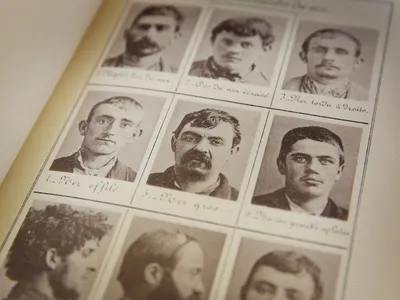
[193,279,205,298]
[194,138,209,153]
[306,158,321,173]
[227,42,242,53]
[323,49,336,60]
[104,121,117,135]
[145,26,158,40]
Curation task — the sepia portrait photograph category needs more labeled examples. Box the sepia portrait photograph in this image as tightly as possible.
[0,199,121,300]
[102,2,202,73]
[102,216,227,300]
[50,90,167,183]
[188,8,289,87]
[146,99,262,201]
[251,115,363,221]
[282,21,378,101]
[224,237,342,300]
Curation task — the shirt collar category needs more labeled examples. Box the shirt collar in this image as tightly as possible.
[208,56,256,82]
[74,150,117,177]
[121,53,164,71]
[285,193,327,216]
[301,75,350,98]
[173,176,221,195]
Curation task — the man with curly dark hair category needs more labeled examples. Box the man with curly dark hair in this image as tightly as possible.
[147,108,241,200]
[2,203,113,300]
[189,17,275,85]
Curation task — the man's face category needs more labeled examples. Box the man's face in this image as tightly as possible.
[80,103,143,156]
[243,266,315,300]
[172,122,238,179]
[212,30,265,74]
[50,240,100,300]
[125,14,178,57]
[149,241,205,300]
[278,139,343,201]
[302,34,362,82]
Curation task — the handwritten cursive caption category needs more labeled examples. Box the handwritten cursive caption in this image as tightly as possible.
[44,174,119,195]
[96,69,172,85]
[245,209,350,238]
[247,0,327,13]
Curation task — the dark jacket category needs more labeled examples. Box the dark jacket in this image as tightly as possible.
[3,283,52,300]
[252,188,348,220]
[147,166,238,200]
[50,152,136,182]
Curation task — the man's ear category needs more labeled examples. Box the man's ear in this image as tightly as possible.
[127,128,143,145]
[277,158,286,175]
[353,56,364,70]
[78,120,88,137]
[299,51,308,63]
[335,164,345,181]
[143,263,164,287]
[230,146,240,156]
[171,135,177,152]
[45,248,61,270]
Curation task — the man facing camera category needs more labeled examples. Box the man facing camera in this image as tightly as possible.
[50,96,144,182]
[189,17,275,85]
[117,230,205,300]
[284,28,367,100]
[147,109,241,200]
[253,126,348,220]
[3,204,112,300]
[103,5,184,72]
[241,250,323,300]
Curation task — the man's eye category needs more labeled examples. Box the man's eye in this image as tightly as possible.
[156,24,170,31]
[222,38,233,46]
[241,42,252,48]
[313,47,326,53]
[137,24,151,31]
[254,284,274,295]
[335,48,348,55]
[210,139,224,146]
[294,157,307,163]
[182,135,196,142]
[97,118,110,125]
[120,122,132,128]
[320,158,334,165]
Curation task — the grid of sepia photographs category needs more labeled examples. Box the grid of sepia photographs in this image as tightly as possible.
[0,1,393,300]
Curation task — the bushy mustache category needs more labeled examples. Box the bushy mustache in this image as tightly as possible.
[181,150,212,169]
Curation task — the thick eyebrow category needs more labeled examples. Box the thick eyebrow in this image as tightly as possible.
[181,131,202,137]
[120,118,134,124]
[289,152,337,160]
[95,114,114,121]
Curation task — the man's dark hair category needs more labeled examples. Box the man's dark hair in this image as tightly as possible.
[277,126,345,167]
[86,96,144,124]
[118,230,197,294]
[173,108,242,149]
[301,28,362,57]
[241,250,323,300]
[132,5,185,32]
[211,17,275,48]
[5,204,112,281]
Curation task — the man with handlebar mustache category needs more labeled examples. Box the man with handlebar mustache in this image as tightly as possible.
[147,108,241,200]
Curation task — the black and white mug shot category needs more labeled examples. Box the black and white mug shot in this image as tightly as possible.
[0,203,114,300]
[283,28,368,100]
[189,17,275,85]
[50,96,144,182]
[253,126,349,220]
[147,108,241,200]
[240,250,323,300]
[116,229,205,300]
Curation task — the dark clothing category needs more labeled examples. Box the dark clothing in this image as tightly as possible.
[102,54,177,73]
[50,152,136,182]
[252,188,348,220]
[147,166,239,200]
[189,56,270,86]
[3,283,52,300]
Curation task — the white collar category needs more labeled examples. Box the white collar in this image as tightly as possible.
[74,150,117,177]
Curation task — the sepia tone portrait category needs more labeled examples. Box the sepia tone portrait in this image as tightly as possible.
[189,8,289,86]
[102,3,202,73]
[0,199,120,300]
[50,90,166,182]
[147,100,262,201]
[225,237,342,300]
[252,115,363,221]
[102,216,226,300]
[283,21,378,101]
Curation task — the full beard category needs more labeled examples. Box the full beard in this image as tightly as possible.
[177,150,212,181]
[126,36,161,57]
[49,263,80,300]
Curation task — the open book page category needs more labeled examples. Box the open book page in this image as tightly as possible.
[0,0,398,299]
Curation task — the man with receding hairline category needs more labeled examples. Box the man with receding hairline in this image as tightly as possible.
[240,250,323,300]
[147,108,241,200]
[284,28,368,100]
[50,96,144,182]
[103,5,184,72]
[252,126,349,220]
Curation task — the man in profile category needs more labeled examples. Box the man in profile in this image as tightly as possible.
[3,203,112,300]
[117,229,205,300]
[50,96,144,182]
[240,250,323,300]
[189,17,275,85]
[284,28,367,100]
[103,5,184,72]
[253,126,349,220]
[147,108,241,200]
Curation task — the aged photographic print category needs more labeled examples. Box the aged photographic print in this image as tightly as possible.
[102,3,202,73]
[102,216,226,300]
[224,237,342,300]
[283,21,378,101]
[189,8,289,86]
[146,99,262,201]
[252,115,363,221]
[0,200,120,300]
[50,90,167,182]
